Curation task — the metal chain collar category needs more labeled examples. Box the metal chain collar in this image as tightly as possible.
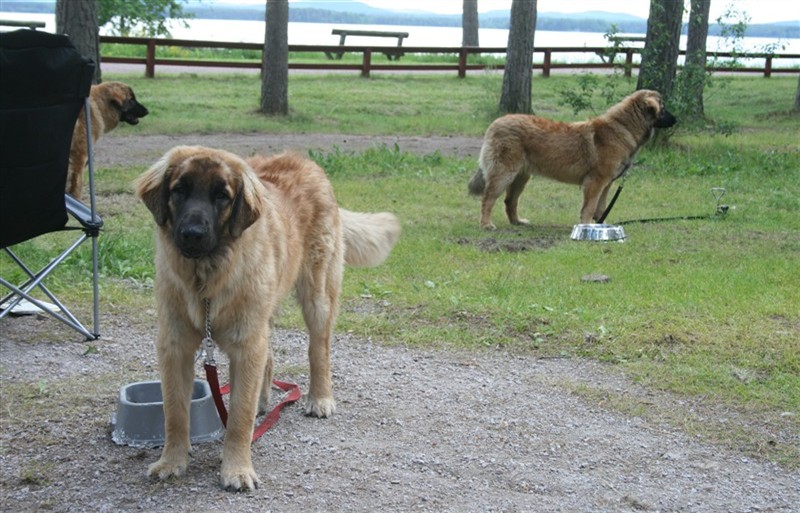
[201,297,216,365]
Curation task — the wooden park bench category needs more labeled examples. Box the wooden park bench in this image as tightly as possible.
[599,36,646,63]
[325,29,410,61]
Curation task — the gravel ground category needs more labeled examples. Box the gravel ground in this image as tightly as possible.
[89,131,485,169]
[1,315,798,513]
[1,132,798,512]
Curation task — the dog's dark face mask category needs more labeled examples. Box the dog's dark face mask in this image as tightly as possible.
[654,108,677,128]
[168,163,236,259]
[161,160,260,260]
[119,91,149,125]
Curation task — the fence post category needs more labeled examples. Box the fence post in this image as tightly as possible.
[458,47,468,78]
[624,49,634,78]
[361,50,371,77]
[145,39,156,78]
[765,55,772,77]
[542,49,551,78]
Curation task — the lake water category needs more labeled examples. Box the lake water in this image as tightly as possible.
[2,12,798,66]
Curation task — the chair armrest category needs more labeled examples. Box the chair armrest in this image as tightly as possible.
[65,194,103,230]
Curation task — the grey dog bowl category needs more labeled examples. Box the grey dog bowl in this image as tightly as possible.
[111,380,224,448]
[570,223,626,242]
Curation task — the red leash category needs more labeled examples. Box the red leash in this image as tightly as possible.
[204,362,301,442]
[200,298,300,442]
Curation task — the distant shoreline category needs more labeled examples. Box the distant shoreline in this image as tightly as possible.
[1,1,798,39]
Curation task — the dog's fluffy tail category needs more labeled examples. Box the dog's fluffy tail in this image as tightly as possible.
[340,209,401,267]
[468,167,486,196]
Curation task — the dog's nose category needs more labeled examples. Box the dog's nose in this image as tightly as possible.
[180,224,207,242]
[655,109,677,128]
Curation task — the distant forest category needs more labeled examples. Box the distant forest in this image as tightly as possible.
[3,1,798,39]
[279,7,799,39]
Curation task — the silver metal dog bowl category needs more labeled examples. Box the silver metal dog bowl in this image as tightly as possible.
[570,223,626,242]
[111,380,223,448]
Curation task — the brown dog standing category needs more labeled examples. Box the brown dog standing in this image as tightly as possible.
[135,146,400,491]
[469,89,676,229]
[67,81,148,198]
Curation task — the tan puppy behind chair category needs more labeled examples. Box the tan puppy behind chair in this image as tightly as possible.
[135,146,400,491]
[469,89,676,229]
[67,81,148,198]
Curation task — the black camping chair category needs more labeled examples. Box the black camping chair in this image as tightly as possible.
[0,29,102,340]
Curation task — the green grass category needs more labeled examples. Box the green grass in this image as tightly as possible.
[107,72,505,134]
[100,72,800,144]
[2,72,798,464]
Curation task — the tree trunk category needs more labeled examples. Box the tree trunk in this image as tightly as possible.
[499,0,537,114]
[462,0,479,47]
[637,0,683,98]
[681,0,711,119]
[260,0,289,116]
[793,74,800,113]
[56,0,101,83]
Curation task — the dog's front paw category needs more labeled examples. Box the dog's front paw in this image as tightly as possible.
[304,394,336,418]
[481,222,497,231]
[511,218,530,226]
[221,463,260,492]
[147,454,189,481]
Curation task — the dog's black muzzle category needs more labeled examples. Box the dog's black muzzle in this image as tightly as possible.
[655,108,677,128]
[174,208,217,259]
[121,100,149,125]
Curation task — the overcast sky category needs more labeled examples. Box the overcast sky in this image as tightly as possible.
[274,0,799,24]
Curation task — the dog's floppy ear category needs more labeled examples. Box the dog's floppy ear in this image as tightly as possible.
[105,83,125,109]
[120,86,137,110]
[640,90,677,128]
[228,162,262,238]
[134,146,194,226]
[134,153,173,226]
[642,92,662,118]
[645,96,661,115]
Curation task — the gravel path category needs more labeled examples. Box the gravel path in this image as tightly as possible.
[90,131,484,170]
[1,132,798,512]
[2,316,798,513]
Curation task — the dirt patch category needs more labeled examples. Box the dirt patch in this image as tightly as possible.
[455,236,559,253]
[2,132,798,511]
[93,132,484,169]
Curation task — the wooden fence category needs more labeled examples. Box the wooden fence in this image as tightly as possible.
[99,36,800,79]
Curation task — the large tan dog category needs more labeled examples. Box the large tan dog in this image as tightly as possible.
[135,146,400,491]
[469,89,676,229]
[67,81,148,198]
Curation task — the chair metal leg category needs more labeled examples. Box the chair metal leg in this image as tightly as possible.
[91,234,100,337]
[0,275,96,340]
[1,238,98,340]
